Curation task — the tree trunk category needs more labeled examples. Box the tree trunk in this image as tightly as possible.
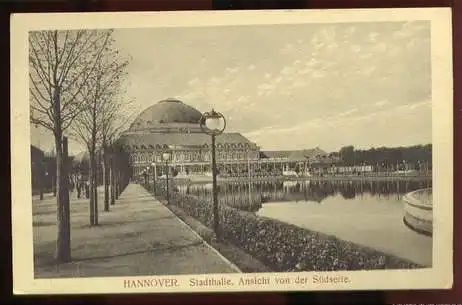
[92,152,99,226]
[88,150,95,226]
[52,174,56,197]
[39,161,44,200]
[120,171,123,195]
[103,145,110,211]
[115,168,119,200]
[110,154,115,205]
[55,135,71,263]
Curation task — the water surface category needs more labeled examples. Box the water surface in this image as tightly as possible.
[176,179,432,266]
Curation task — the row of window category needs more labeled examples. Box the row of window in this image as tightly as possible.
[127,142,253,151]
[130,151,260,163]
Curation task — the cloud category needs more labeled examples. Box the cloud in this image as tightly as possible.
[396,100,431,111]
[115,22,431,151]
[245,99,431,151]
[369,32,379,42]
[246,99,429,137]
[393,21,429,40]
[374,100,388,107]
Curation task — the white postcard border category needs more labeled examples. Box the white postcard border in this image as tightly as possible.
[10,8,453,294]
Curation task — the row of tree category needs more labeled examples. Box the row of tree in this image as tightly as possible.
[29,29,134,262]
[337,144,432,168]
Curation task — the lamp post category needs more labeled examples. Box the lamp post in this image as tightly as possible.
[151,162,157,196]
[143,168,148,187]
[44,171,48,198]
[146,166,150,188]
[162,151,171,205]
[200,109,226,238]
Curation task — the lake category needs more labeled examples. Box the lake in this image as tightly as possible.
[174,179,433,266]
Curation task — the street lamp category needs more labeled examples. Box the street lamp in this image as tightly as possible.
[200,109,226,238]
[143,168,148,187]
[146,166,150,187]
[151,162,157,196]
[162,151,171,205]
[43,171,48,199]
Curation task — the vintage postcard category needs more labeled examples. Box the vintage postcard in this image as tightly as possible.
[10,8,453,294]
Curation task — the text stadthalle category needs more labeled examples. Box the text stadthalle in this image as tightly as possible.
[189,277,233,287]
[312,274,351,284]
[239,276,270,285]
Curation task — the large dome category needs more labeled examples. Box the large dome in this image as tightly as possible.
[129,98,203,131]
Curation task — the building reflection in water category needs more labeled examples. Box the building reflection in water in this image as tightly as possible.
[175,179,432,213]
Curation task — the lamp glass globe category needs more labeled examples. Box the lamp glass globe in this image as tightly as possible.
[162,152,171,161]
[205,116,224,131]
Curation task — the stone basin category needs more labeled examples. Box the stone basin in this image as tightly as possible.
[403,188,432,236]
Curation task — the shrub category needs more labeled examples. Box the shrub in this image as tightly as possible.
[154,186,422,271]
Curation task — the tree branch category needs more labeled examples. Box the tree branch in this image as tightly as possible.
[30,116,54,133]
[29,33,53,86]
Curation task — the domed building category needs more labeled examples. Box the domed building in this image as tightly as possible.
[118,98,261,179]
[117,98,338,180]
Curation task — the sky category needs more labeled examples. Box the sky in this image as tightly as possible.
[30,20,432,154]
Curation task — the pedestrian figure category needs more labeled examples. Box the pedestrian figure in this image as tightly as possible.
[77,181,82,199]
[69,179,75,193]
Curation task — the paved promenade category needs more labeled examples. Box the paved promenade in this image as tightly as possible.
[33,184,240,278]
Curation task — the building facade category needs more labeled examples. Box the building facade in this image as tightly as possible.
[118,98,337,180]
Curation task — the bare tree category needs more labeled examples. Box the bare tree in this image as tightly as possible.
[69,36,129,225]
[29,30,114,262]
[100,96,136,212]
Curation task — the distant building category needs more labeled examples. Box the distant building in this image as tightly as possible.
[117,98,338,180]
[31,145,45,193]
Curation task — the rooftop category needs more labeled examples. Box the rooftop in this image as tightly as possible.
[119,132,258,150]
[260,147,328,161]
[129,98,203,131]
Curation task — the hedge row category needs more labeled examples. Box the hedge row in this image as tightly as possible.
[155,186,422,271]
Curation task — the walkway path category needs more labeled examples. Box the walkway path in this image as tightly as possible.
[33,184,240,278]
